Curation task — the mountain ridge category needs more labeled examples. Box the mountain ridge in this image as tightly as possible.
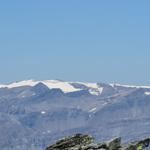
[0,79,150,96]
[0,80,150,149]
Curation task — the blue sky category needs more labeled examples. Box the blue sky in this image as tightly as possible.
[0,1,150,85]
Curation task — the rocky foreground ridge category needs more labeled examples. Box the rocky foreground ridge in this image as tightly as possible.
[45,134,150,150]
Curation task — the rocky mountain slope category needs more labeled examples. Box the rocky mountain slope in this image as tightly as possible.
[0,80,150,150]
[45,134,150,150]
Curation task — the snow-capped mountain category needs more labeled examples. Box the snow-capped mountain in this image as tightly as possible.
[1,79,150,96]
[0,80,150,150]
[0,80,105,96]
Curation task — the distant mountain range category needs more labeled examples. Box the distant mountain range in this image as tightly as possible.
[0,80,150,150]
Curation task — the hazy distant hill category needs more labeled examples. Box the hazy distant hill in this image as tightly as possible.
[0,80,150,150]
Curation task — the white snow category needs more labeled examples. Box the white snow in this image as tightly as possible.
[89,107,97,113]
[145,92,150,95]
[110,83,150,89]
[41,111,46,114]
[42,80,81,93]
[0,80,38,88]
[89,88,103,96]
[77,82,99,89]
[0,80,81,93]
[76,82,103,95]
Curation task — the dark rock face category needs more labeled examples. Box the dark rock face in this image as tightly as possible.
[45,134,94,150]
[45,134,150,150]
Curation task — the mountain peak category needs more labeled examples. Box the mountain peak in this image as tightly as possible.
[0,80,150,96]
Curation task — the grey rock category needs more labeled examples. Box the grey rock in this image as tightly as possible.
[45,134,150,150]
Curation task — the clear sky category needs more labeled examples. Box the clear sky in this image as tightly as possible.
[0,0,150,85]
